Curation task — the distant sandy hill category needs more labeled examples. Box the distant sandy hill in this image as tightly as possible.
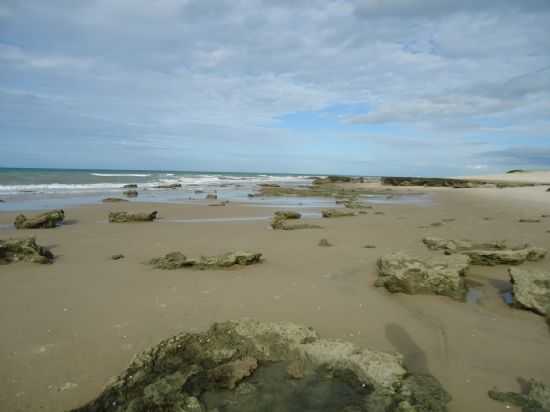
[459,170,550,184]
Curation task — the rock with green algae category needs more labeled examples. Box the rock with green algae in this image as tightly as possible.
[0,237,54,264]
[149,251,262,270]
[68,319,451,412]
[321,208,356,218]
[488,379,550,412]
[509,268,550,316]
[274,210,301,219]
[376,252,470,301]
[14,209,65,229]
[270,212,322,231]
[108,211,158,223]
[422,237,546,266]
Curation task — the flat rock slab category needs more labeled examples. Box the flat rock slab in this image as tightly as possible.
[376,252,470,300]
[0,237,54,264]
[321,209,356,218]
[108,211,158,223]
[14,209,65,229]
[150,251,262,270]
[509,268,550,315]
[69,319,451,412]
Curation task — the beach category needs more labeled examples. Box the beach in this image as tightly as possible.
[1,178,550,411]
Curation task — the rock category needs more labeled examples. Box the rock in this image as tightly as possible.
[149,251,262,270]
[344,200,372,210]
[258,183,280,188]
[68,319,451,412]
[123,190,138,198]
[509,268,550,315]
[206,193,218,200]
[422,237,546,265]
[102,197,129,203]
[489,379,550,411]
[194,190,204,194]
[506,169,527,174]
[519,218,541,223]
[0,199,4,203]
[270,212,321,230]
[274,210,301,219]
[108,211,158,223]
[208,201,229,207]
[547,188,550,192]
[363,244,376,249]
[376,252,470,300]
[321,209,356,218]
[375,211,385,215]
[155,184,182,189]
[111,254,125,260]
[318,238,332,247]
[381,176,479,188]
[14,209,65,229]
[122,184,138,188]
[0,237,54,264]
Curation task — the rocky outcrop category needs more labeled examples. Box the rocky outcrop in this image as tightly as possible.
[422,237,546,266]
[206,193,218,200]
[14,209,65,229]
[274,210,301,219]
[108,211,158,223]
[123,190,138,197]
[122,184,138,189]
[489,379,550,412]
[0,237,54,264]
[149,251,262,270]
[258,183,280,188]
[519,218,541,223]
[102,197,129,203]
[509,268,550,316]
[69,319,451,412]
[376,252,470,300]
[321,209,356,218]
[270,211,322,230]
[381,176,478,188]
[155,184,182,189]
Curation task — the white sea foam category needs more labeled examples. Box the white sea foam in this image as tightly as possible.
[90,173,151,177]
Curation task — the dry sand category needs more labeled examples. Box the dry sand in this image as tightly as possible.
[1,186,550,411]
[460,170,550,184]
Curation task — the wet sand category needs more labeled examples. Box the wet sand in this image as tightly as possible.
[1,186,549,411]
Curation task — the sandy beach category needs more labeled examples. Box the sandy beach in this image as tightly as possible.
[0,181,549,412]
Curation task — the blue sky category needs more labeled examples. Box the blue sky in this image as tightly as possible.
[1,0,549,176]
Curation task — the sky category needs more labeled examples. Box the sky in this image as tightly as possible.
[1,0,550,176]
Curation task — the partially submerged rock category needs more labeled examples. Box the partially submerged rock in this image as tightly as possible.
[69,319,451,412]
[122,184,138,189]
[155,183,182,189]
[509,268,550,316]
[318,238,332,247]
[108,211,158,223]
[123,190,138,197]
[14,209,64,229]
[489,379,550,412]
[422,237,546,265]
[376,252,470,300]
[102,197,129,203]
[321,208,356,218]
[149,251,262,270]
[0,237,54,264]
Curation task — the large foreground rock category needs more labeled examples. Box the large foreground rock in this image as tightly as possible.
[150,251,262,269]
[0,237,54,264]
[422,237,546,265]
[489,379,550,412]
[70,319,451,412]
[108,211,158,223]
[14,209,64,229]
[509,268,550,316]
[376,252,470,300]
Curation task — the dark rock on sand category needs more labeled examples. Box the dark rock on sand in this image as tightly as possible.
[111,254,125,260]
[108,211,158,223]
[0,237,54,264]
[364,244,377,249]
[69,319,451,412]
[149,251,262,270]
[102,197,129,203]
[376,252,470,300]
[509,268,550,316]
[14,209,65,229]
[155,183,182,189]
[274,210,301,219]
[422,237,546,266]
[122,184,138,189]
[258,183,280,188]
[519,218,541,223]
[506,169,527,174]
[318,238,332,247]
[489,379,550,412]
[123,190,138,198]
[321,209,355,218]
[271,211,322,230]
[208,201,229,207]
[381,176,478,188]
[206,193,218,200]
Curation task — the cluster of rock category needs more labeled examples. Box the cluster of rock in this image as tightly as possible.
[381,176,478,188]
[376,252,470,300]
[154,183,182,189]
[0,237,54,264]
[14,209,65,229]
[321,208,356,218]
[422,237,546,266]
[270,210,322,230]
[70,319,451,412]
[489,378,550,412]
[108,211,158,223]
[149,251,262,270]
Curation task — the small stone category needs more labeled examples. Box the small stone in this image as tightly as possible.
[111,254,124,260]
[318,238,332,247]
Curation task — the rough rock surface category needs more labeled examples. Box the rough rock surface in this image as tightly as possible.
[318,238,333,247]
[489,379,550,412]
[108,211,158,223]
[206,193,218,200]
[150,251,262,270]
[376,252,470,300]
[0,237,54,264]
[122,184,138,188]
[509,268,550,315]
[102,197,129,203]
[155,184,182,189]
[69,319,451,412]
[123,190,139,198]
[321,208,356,218]
[422,237,546,265]
[274,210,301,219]
[14,209,65,229]
[271,212,322,230]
